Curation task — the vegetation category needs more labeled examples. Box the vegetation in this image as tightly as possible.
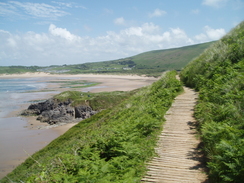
[1,71,182,182]
[180,21,244,182]
[132,41,214,70]
[0,66,41,74]
[0,42,213,77]
[48,80,99,89]
[53,90,138,110]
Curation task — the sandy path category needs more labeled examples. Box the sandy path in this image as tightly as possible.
[142,87,208,183]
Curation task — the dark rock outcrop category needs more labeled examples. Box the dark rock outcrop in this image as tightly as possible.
[75,105,97,119]
[22,98,97,125]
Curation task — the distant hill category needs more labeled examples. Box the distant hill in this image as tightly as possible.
[131,41,214,70]
[0,41,214,77]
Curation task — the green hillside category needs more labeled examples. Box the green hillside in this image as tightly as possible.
[180,21,244,182]
[43,42,213,76]
[0,42,213,77]
[132,41,214,69]
[0,71,182,182]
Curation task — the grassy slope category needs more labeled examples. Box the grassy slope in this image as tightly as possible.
[53,90,138,110]
[0,42,213,76]
[132,41,214,69]
[180,21,244,182]
[1,71,183,182]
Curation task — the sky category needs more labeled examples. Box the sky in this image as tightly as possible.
[0,0,243,66]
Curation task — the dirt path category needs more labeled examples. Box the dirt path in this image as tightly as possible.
[141,87,208,183]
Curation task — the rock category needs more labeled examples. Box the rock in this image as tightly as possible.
[22,98,97,125]
[21,109,40,116]
[25,98,72,115]
[75,105,98,119]
[38,105,75,124]
[75,106,91,118]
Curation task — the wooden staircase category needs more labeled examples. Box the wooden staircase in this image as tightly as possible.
[141,87,207,183]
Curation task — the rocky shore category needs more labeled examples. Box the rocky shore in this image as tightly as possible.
[22,98,98,125]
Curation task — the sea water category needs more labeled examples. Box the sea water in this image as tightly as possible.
[0,78,47,117]
[0,78,60,179]
[0,78,46,92]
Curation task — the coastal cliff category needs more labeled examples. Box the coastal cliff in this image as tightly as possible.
[21,90,135,125]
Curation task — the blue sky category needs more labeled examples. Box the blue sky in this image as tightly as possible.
[0,0,243,66]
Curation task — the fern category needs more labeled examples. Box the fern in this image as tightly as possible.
[181,21,244,182]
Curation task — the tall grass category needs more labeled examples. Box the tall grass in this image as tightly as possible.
[180,21,244,182]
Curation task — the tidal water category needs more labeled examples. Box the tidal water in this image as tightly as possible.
[0,78,60,179]
[0,78,46,117]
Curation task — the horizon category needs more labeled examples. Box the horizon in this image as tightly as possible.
[0,0,243,66]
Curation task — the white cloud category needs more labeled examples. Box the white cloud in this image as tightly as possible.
[7,38,18,48]
[195,26,226,42]
[149,9,167,18]
[114,17,126,26]
[195,33,208,42]
[204,26,226,39]
[0,23,203,66]
[1,1,69,19]
[51,1,72,8]
[49,24,79,41]
[141,23,161,33]
[202,0,229,8]
[0,2,21,17]
[170,28,194,46]
[51,1,87,9]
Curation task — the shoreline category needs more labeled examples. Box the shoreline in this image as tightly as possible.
[0,72,156,80]
[3,72,158,131]
[0,73,158,179]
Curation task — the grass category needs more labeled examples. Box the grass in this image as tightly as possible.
[53,90,137,110]
[132,41,214,70]
[180,21,244,182]
[23,89,55,93]
[48,80,99,89]
[0,71,183,183]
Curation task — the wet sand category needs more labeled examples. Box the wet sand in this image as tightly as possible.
[0,73,158,179]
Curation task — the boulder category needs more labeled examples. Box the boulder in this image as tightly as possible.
[36,103,75,123]
[22,98,97,125]
[75,105,97,119]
